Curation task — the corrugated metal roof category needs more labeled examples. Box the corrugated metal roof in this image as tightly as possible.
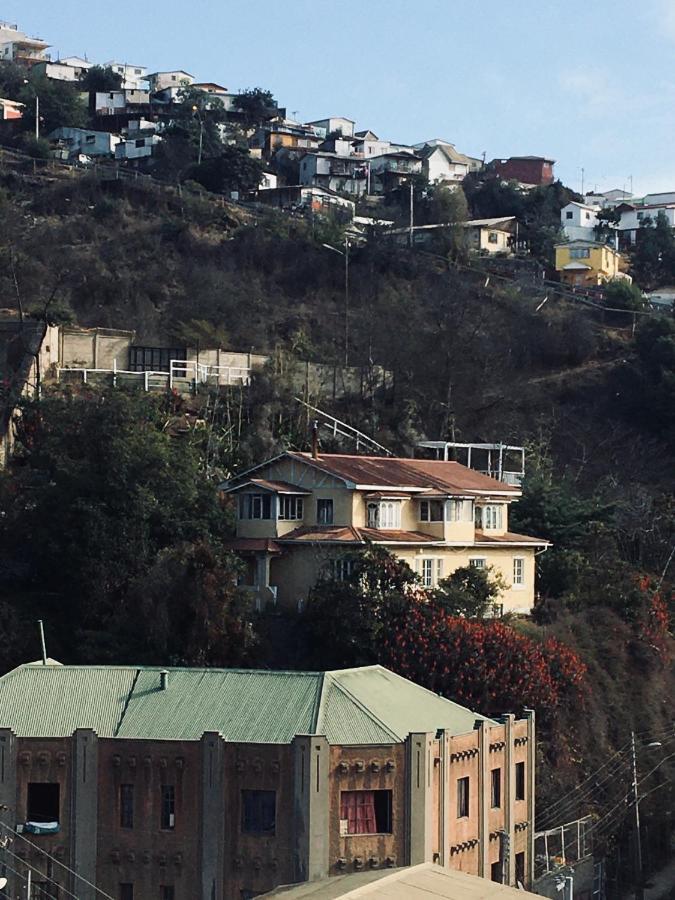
[0,664,491,743]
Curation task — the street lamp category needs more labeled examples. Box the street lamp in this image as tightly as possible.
[321,238,350,366]
[22,79,39,139]
[191,104,204,165]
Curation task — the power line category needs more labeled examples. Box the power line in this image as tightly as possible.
[0,844,64,900]
[0,822,115,900]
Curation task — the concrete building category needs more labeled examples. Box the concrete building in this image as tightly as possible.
[105,62,148,91]
[299,152,369,197]
[368,151,423,194]
[223,451,549,614]
[305,117,356,139]
[560,202,599,241]
[147,70,194,93]
[554,239,632,287]
[614,202,675,246]
[0,21,50,65]
[414,140,482,185]
[0,661,536,899]
[48,126,121,158]
[489,157,555,188]
[462,218,516,254]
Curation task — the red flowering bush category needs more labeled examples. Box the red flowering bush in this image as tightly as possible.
[380,600,588,721]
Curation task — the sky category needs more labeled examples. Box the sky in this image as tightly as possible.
[6,0,675,195]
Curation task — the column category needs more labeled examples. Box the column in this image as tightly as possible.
[406,732,434,865]
[292,735,329,883]
[476,720,489,877]
[524,708,536,888]
[200,732,227,900]
[71,729,98,900]
[503,714,515,885]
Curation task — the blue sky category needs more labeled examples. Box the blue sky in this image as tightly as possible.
[7,0,675,194]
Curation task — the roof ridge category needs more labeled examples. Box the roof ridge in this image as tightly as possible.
[114,668,140,737]
[319,672,400,742]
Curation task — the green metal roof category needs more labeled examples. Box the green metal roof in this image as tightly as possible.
[0,663,492,744]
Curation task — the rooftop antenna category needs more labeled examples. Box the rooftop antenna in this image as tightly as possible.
[37,620,47,665]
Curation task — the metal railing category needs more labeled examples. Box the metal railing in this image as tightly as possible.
[169,360,250,388]
[57,360,251,392]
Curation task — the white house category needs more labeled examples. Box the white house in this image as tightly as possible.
[299,151,368,196]
[616,203,675,244]
[105,62,148,91]
[352,130,391,158]
[59,55,93,72]
[642,192,675,206]
[0,97,23,120]
[259,171,278,190]
[561,201,599,240]
[32,61,83,82]
[305,117,355,139]
[147,70,194,92]
[48,126,121,157]
[413,139,482,185]
[584,188,633,209]
[0,22,49,64]
[94,90,150,115]
[114,133,161,160]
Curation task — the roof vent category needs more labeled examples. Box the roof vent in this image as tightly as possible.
[159,670,169,691]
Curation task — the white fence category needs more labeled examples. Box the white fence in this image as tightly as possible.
[57,360,251,393]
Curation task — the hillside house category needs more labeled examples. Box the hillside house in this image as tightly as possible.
[94,89,150,115]
[32,60,85,82]
[0,660,536,898]
[0,97,23,120]
[147,70,194,92]
[614,202,675,246]
[223,451,549,613]
[299,152,369,196]
[305,116,355,138]
[48,126,121,158]
[414,140,482,185]
[554,239,631,286]
[0,21,50,65]
[105,62,148,91]
[489,156,555,187]
[463,217,516,254]
[584,188,633,209]
[368,151,423,194]
[560,202,599,241]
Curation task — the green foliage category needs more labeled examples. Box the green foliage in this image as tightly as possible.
[432,565,506,617]
[233,87,277,126]
[186,145,263,195]
[603,279,645,311]
[630,211,675,287]
[18,75,87,134]
[78,65,123,93]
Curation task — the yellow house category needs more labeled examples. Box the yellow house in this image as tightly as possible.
[223,452,550,615]
[555,239,632,287]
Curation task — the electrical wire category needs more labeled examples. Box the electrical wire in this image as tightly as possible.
[0,822,115,900]
[0,845,64,900]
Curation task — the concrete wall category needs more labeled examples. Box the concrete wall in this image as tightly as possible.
[58,327,134,370]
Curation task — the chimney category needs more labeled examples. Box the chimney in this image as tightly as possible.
[159,670,169,691]
[311,420,319,460]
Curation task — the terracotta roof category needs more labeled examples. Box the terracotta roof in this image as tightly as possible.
[278,526,363,544]
[289,453,520,495]
[474,530,550,546]
[223,538,282,553]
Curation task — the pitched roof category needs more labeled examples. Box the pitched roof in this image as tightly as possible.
[0,664,491,743]
[474,530,550,546]
[278,526,442,545]
[286,453,520,496]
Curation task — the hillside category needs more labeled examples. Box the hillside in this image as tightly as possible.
[0,162,673,889]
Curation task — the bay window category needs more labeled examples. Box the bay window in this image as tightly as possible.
[367,501,401,529]
[419,499,444,522]
[476,504,503,530]
[278,495,303,521]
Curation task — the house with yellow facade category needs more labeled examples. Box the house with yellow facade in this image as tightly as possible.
[554,239,632,287]
[223,451,549,615]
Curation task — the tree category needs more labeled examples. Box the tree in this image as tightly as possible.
[432,565,505,617]
[186,145,264,196]
[603,279,645,312]
[155,85,227,176]
[18,75,87,134]
[78,65,123,94]
[631,211,675,287]
[233,88,277,127]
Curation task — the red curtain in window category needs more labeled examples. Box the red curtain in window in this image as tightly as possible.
[340,791,377,834]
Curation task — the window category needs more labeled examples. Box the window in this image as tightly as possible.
[367,501,401,529]
[129,346,186,373]
[330,558,354,581]
[469,557,486,569]
[238,493,272,520]
[477,505,503,530]
[419,499,444,522]
[488,231,499,244]
[637,211,643,220]
[491,768,501,808]
[585,212,591,220]
[491,861,502,883]
[85,135,95,144]
[120,784,134,829]
[160,785,175,830]
[160,888,175,900]
[340,790,392,834]
[419,558,443,588]
[447,499,473,522]
[570,247,590,259]
[513,557,525,587]
[134,68,142,75]
[27,783,60,823]
[242,790,276,835]
[119,886,133,900]
[515,761,526,801]
[457,777,469,818]
[317,498,334,524]
[135,138,145,148]
[515,852,525,886]
[278,495,303,520]
[565,211,573,219]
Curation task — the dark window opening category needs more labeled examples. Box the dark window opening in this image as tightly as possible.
[160,785,175,830]
[491,860,502,883]
[119,885,133,900]
[160,888,174,900]
[128,346,186,373]
[515,851,525,886]
[515,762,526,801]
[241,790,276,835]
[239,493,272,520]
[27,783,60,823]
[120,783,134,829]
[317,498,334,525]
[340,790,392,835]
[457,776,469,818]
[491,768,501,808]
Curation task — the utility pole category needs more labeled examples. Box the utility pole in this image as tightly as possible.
[580,167,585,196]
[343,237,350,367]
[631,730,644,900]
[34,93,39,140]
[409,180,414,247]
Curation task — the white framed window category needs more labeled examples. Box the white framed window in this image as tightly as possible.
[417,558,444,588]
[570,247,590,259]
[477,505,503,530]
[488,231,499,244]
[367,501,401,529]
[447,499,473,522]
[513,557,525,587]
[469,557,486,569]
[317,498,334,524]
[330,558,354,581]
[278,495,303,521]
[419,499,444,522]
[239,493,273,520]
